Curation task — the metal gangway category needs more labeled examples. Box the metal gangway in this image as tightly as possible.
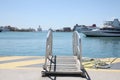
[42,30,90,79]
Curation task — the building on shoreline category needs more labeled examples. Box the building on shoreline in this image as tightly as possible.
[55,27,72,32]
[0,26,11,32]
[0,26,36,32]
[37,25,42,32]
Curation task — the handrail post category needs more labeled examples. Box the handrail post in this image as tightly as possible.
[43,30,53,70]
[73,31,78,56]
[73,31,83,70]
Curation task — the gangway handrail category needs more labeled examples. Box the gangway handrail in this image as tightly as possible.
[73,31,83,69]
[43,30,83,70]
[43,30,53,70]
[42,30,90,80]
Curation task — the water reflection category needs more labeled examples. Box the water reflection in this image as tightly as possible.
[82,37,120,58]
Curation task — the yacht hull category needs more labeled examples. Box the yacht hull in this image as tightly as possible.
[82,31,120,37]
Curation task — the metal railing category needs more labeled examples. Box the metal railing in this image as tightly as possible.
[43,30,83,70]
[43,30,53,70]
[73,31,83,69]
[42,30,90,79]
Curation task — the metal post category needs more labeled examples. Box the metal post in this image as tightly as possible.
[43,30,53,70]
[73,31,83,70]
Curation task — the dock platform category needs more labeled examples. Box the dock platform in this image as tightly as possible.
[0,56,120,80]
[0,30,120,80]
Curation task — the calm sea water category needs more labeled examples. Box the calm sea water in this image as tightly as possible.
[0,32,120,58]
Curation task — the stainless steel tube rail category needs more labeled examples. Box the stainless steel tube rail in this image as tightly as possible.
[73,31,83,69]
[43,30,83,71]
[43,30,53,70]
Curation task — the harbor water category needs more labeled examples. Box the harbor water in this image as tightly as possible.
[0,32,120,58]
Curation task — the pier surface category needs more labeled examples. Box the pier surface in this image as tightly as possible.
[0,56,120,80]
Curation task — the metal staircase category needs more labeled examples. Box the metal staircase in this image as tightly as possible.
[42,30,91,80]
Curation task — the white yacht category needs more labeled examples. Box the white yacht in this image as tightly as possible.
[82,19,120,37]
[82,28,120,37]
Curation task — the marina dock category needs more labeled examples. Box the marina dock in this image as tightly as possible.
[0,56,120,80]
[0,30,120,80]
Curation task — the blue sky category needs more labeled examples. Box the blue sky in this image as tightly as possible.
[0,0,120,30]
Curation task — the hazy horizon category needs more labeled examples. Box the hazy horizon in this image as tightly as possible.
[0,0,120,30]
